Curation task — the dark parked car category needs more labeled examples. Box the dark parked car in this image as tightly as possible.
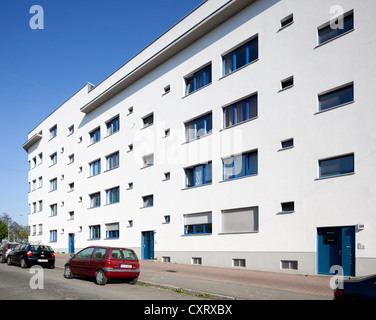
[334,274,376,300]
[64,246,140,285]
[0,242,19,263]
[7,243,55,269]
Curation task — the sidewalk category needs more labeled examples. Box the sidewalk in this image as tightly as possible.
[54,254,333,300]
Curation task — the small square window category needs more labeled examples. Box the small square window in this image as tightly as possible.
[128,182,133,190]
[68,125,74,135]
[192,257,202,265]
[128,220,133,227]
[281,260,298,270]
[142,113,154,128]
[142,154,154,168]
[164,172,170,181]
[142,195,154,208]
[128,106,134,115]
[164,128,170,138]
[281,76,294,90]
[164,85,170,94]
[164,215,170,223]
[128,144,133,152]
[280,14,294,29]
[281,138,294,150]
[162,257,171,263]
[281,202,295,212]
[233,259,246,268]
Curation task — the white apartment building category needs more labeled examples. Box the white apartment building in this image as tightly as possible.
[23,0,376,276]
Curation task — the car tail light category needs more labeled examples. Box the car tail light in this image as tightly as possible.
[5,244,9,252]
[27,251,33,257]
[52,252,55,258]
[334,289,344,297]
[104,260,112,268]
[136,261,140,269]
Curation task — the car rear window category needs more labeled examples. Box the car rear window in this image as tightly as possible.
[9,244,18,249]
[111,248,137,260]
[29,245,53,251]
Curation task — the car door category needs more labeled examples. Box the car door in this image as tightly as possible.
[13,244,26,264]
[70,247,95,275]
[88,247,107,276]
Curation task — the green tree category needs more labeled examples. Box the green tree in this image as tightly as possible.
[0,220,7,241]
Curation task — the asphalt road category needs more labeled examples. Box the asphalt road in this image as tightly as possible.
[0,262,203,300]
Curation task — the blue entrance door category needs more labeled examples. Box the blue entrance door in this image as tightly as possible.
[68,233,75,254]
[141,231,154,260]
[317,226,355,276]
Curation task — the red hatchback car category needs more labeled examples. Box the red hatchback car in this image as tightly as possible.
[64,246,140,285]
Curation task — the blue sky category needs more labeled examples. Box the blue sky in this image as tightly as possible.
[0,0,204,226]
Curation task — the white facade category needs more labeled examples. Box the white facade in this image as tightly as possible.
[24,0,376,276]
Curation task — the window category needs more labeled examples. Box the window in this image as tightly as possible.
[142,195,154,208]
[223,150,258,180]
[185,64,212,95]
[128,182,133,190]
[68,125,74,135]
[164,172,170,181]
[318,11,354,45]
[106,152,119,170]
[69,182,74,192]
[106,187,119,204]
[68,154,74,164]
[50,230,57,242]
[281,138,294,150]
[106,115,119,136]
[192,257,202,265]
[49,125,57,139]
[281,202,295,212]
[185,162,212,188]
[164,85,170,94]
[76,247,95,259]
[50,178,57,191]
[90,192,101,208]
[38,200,43,212]
[184,212,212,235]
[50,152,57,166]
[318,83,354,112]
[319,154,354,178]
[164,128,170,138]
[89,225,101,240]
[128,106,133,115]
[233,259,246,268]
[38,177,43,188]
[142,154,154,168]
[93,248,107,258]
[223,36,258,76]
[89,127,100,144]
[128,144,133,152]
[280,14,294,29]
[281,260,298,270]
[89,159,101,177]
[142,113,154,128]
[223,94,257,128]
[106,223,119,239]
[69,211,74,220]
[185,112,212,142]
[281,76,294,90]
[50,204,57,217]
[164,215,170,223]
[221,207,259,233]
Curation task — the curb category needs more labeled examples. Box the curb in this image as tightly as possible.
[138,280,239,300]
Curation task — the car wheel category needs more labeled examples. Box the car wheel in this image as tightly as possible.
[64,265,73,279]
[95,270,108,285]
[7,256,12,266]
[128,277,138,285]
[20,259,28,269]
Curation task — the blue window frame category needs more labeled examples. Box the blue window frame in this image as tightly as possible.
[50,230,57,242]
[50,125,57,139]
[185,64,212,95]
[50,204,57,217]
[50,178,57,191]
[319,154,354,178]
[184,213,212,235]
[223,150,258,181]
[185,162,212,188]
[142,195,154,208]
[223,36,258,76]
[318,12,354,45]
[185,112,212,142]
[90,225,100,240]
[90,127,100,144]
[106,230,119,239]
[318,83,354,112]
[106,187,119,204]
[106,152,119,170]
[223,94,258,128]
[90,192,101,208]
[106,116,119,135]
[50,152,57,166]
[89,159,101,176]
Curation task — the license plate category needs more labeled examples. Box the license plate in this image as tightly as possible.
[120,264,132,269]
[38,259,48,262]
